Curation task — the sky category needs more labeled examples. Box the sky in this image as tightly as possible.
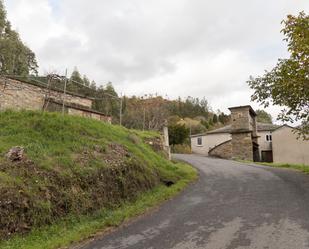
[5,0,309,122]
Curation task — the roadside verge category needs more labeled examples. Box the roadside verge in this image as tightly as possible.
[0,162,197,249]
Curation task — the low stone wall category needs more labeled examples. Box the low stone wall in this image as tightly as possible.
[209,140,232,159]
[67,107,112,123]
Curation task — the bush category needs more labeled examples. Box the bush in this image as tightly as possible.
[171,144,192,154]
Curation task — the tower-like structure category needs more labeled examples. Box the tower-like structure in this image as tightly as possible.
[229,106,260,162]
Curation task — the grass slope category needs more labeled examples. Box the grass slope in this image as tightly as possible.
[238,160,309,174]
[0,110,197,248]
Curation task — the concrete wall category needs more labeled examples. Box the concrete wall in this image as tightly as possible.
[272,126,309,165]
[209,140,232,159]
[257,130,273,157]
[191,133,231,155]
[0,78,92,111]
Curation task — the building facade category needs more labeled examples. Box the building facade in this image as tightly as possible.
[191,105,309,165]
[191,106,278,162]
[272,125,309,165]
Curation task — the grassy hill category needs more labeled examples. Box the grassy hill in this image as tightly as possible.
[0,111,196,248]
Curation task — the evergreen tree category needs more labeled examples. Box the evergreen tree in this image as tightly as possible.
[0,1,38,75]
[90,80,97,90]
[70,67,83,85]
[83,75,90,87]
[212,114,218,123]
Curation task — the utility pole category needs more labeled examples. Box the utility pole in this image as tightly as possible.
[143,108,146,131]
[119,94,123,126]
[62,69,68,115]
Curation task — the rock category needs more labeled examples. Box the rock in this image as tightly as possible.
[6,146,24,161]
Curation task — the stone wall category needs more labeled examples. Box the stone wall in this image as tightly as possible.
[67,108,112,123]
[209,140,232,159]
[230,107,251,132]
[0,78,92,111]
[229,106,258,161]
[231,132,253,161]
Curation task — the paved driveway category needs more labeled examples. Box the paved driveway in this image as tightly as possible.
[80,154,309,249]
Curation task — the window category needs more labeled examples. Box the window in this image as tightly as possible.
[266,134,272,142]
[197,137,203,146]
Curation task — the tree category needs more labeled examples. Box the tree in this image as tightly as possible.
[0,1,38,75]
[70,67,83,85]
[218,112,230,124]
[83,75,90,87]
[168,124,189,145]
[256,110,273,124]
[212,114,218,123]
[247,12,309,138]
[90,80,96,90]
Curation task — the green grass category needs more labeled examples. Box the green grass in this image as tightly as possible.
[237,160,309,174]
[0,110,197,248]
[0,162,196,249]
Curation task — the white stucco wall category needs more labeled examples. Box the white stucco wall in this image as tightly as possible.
[272,126,309,165]
[191,133,231,155]
[257,130,273,157]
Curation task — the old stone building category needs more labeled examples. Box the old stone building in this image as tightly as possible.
[191,105,278,162]
[191,105,309,165]
[0,77,111,123]
[229,106,259,161]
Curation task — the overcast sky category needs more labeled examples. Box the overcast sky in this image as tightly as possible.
[5,0,309,121]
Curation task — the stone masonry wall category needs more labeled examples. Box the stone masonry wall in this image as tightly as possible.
[67,107,112,124]
[230,107,251,132]
[231,133,253,161]
[209,140,232,159]
[0,78,92,111]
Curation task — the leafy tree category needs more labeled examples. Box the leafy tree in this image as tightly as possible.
[201,120,210,129]
[0,1,38,75]
[248,12,309,137]
[168,124,189,145]
[256,110,273,124]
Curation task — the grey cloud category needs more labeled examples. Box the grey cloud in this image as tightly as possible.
[7,0,309,119]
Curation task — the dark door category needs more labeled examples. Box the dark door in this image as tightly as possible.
[261,151,273,163]
[253,143,260,162]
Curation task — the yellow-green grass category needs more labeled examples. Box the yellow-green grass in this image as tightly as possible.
[237,159,309,174]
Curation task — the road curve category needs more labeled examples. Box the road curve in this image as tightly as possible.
[80,154,309,249]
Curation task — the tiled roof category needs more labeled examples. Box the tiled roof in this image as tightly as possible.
[207,125,232,134]
[257,123,280,131]
[196,122,279,136]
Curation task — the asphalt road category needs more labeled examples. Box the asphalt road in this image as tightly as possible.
[80,154,309,249]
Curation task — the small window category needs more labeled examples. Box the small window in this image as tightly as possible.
[197,137,202,146]
[266,134,272,142]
